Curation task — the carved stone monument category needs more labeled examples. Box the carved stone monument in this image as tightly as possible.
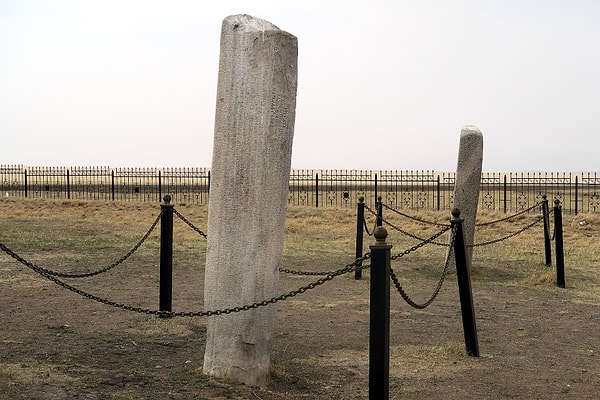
[202,15,298,386]
[451,125,484,264]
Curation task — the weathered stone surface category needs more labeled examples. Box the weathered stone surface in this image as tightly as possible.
[202,14,297,386]
[451,125,484,263]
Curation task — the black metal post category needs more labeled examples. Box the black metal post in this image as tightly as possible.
[376,196,383,227]
[355,196,365,280]
[158,170,162,203]
[575,175,579,215]
[542,195,552,266]
[111,170,115,201]
[554,199,565,288]
[374,173,378,206]
[451,208,480,357]
[315,173,319,208]
[160,194,174,315]
[67,169,71,200]
[369,226,391,400]
[436,175,441,211]
[24,169,28,198]
[503,174,507,213]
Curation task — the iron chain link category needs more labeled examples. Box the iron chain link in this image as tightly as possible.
[1,241,371,318]
[475,202,542,226]
[381,203,448,227]
[0,211,162,279]
[470,215,545,247]
[389,224,457,309]
[173,208,208,239]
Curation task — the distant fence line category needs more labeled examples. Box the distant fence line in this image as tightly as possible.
[1,166,600,214]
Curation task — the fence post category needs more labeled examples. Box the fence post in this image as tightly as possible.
[160,194,174,315]
[24,169,28,198]
[315,172,319,208]
[67,169,71,200]
[355,196,365,280]
[503,174,507,213]
[436,175,441,211]
[111,170,115,201]
[575,175,579,215]
[376,196,383,227]
[451,208,480,357]
[553,199,565,288]
[369,226,391,400]
[158,170,162,203]
[374,173,378,206]
[542,195,552,267]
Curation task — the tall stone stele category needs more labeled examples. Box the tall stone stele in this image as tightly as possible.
[202,15,298,386]
[450,125,484,265]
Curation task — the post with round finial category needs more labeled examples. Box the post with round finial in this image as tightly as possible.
[451,208,480,357]
[355,196,365,280]
[159,194,174,316]
[369,225,392,400]
[542,195,552,267]
[553,199,565,288]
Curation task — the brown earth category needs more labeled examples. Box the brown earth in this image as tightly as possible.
[0,199,599,399]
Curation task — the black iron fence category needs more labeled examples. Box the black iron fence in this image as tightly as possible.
[2,166,600,214]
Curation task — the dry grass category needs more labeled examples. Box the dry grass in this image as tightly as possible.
[2,197,600,399]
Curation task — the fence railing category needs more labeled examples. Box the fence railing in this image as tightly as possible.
[2,166,600,214]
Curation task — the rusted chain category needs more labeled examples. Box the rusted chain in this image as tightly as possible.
[470,215,545,247]
[389,224,457,309]
[173,208,207,239]
[0,211,162,278]
[1,243,371,318]
[475,202,542,226]
[389,225,452,260]
[382,217,450,247]
[381,203,448,227]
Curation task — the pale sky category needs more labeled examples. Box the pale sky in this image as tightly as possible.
[1,0,599,172]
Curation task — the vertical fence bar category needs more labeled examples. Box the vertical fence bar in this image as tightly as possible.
[542,196,552,267]
[66,169,71,200]
[355,196,365,280]
[451,208,480,357]
[374,173,378,205]
[24,169,28,198]
[158,170,162,203]
[376,196,383,227]
[160,194,174,314]
[553,199,565,288]
[574,175,579,215]
[436,175,441,211]
[503,174,507,213]
[369,226,391,400]
[111,170,115,201]
[315,173,319,208]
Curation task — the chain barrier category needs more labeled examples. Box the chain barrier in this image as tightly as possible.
[172,208,208,239]
[382,217,451,247]
[389,224,457,309]
[389,225,452,261]
[381,203,448,227]
[278,267,332,276]
[372,201,550,249]
[363,216,375,236]
[0,211,163,279]
[470,215,545,247]
[475,202,542,226]
[1,241,371,318]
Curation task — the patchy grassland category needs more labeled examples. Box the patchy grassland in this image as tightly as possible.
[0,198,599,399]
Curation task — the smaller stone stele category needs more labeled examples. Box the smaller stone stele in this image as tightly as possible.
[448,125,483,266]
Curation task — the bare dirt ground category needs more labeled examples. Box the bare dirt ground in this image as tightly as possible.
[1,199,599,399]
